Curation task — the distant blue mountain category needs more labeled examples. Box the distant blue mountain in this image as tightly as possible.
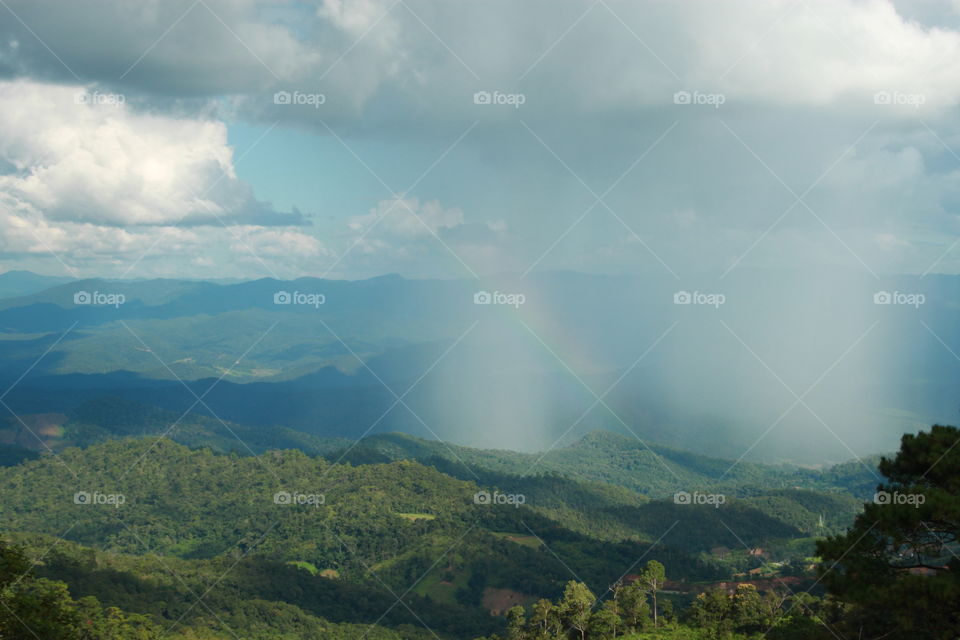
[0,270,75,298]
[0,269,955,464]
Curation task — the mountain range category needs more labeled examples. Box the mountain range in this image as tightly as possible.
[0,269,955,463]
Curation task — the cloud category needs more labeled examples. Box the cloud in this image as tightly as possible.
[0,198,329,278]
[229,226,329,258]
[335,196,512,276]
[0,80,306,227]
[1,1,960,278]
[0,0,317,94]
[347,197,463,240]
[0,79,324,277]
[4,0,959,121]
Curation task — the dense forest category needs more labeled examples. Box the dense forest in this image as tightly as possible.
[1,420,958,638]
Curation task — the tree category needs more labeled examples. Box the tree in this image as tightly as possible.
[529,599,558,639]
[618,580,650,631]
[606,579,622,619]
[659,598,674,625]
[817,424,960,638]
[588,601,622,639]
[688,588,733,637]
[637,560,666,628]
[558,581,595,640]
[506,605,527,640]
[0,539,162,640]
[730,583,765,631]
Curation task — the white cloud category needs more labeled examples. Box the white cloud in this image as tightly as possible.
[680,0,960,108]
[335,196,517,276]
[0,80,326,277]
[348,197,464,241]
[230,226,330,258]
[0,80,255,226]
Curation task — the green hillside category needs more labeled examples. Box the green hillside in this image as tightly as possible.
[0,396,870,546]
[0,438,736,637]
[338,431,879,499]
[0,425,940,640]
[0,395,869,547]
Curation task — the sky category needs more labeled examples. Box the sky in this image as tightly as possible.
[0,0,959,281]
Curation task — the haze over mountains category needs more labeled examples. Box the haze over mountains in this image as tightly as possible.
[0,268,954,464]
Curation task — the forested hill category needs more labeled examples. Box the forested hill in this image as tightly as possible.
[336,430,882,499]
[0,397,871,545]
[0,429,882,638]
[333,431,868,542]
[0,438,733,638]
[0,437,807,569]
[3,396,881,500]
